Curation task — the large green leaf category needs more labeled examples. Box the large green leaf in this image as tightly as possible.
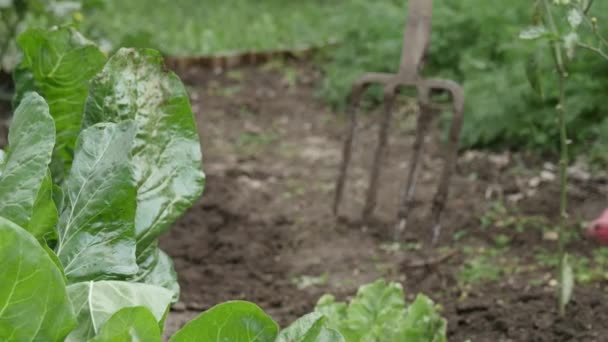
[83,47,205,255]
[169,301,279,342]
[0,216,76,341]
[277,312,345,342]
[29,170,59,243]
[15,26,106,179]
[131,244,180,302]
[0,92,55,241]
[66,281,173,342]
[89,306,162,342]
[55,121,138,282]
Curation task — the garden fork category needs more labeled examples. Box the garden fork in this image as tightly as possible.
[333,0,464,245]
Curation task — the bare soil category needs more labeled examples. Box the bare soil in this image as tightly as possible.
[161,60,608,341]
[160,59,608,341]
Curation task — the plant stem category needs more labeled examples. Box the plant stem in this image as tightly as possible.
[576,42,608,60]
[583,0,595,14]
[542,0,565,73]
[557,72,568,317]
[541,0,569,317]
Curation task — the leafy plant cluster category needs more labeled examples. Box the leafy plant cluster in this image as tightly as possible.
[519,0,608,316]
[172,279,447,342]
[0,0,100,73]
[80,0,344,56]
[0,23,204,340]
[0,26,447,341]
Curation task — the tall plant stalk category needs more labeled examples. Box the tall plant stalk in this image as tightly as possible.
[540,0,569,316]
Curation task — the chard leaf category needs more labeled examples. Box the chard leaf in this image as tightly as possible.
[132,244,180,302]
[0,92,55,241]
[29,171,59,243]
[66,281,173,342]
[0,216,76,342]
[15,26,106,179]
[169,301,278,342]
[55,121,138,282]
[89,306,162,342]
[277,312,345,342]
[83,48,205,256]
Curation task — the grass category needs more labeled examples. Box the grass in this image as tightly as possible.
[82,0,349,55]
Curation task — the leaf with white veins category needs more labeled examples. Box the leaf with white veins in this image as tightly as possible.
[55,121,138,282]
[66,281,172,342]
[83,48,204,296]
[15,27,106,179]
[132,243,180,302]
[0,216,76,342]
[0,92,55,241]
[89,306,162,342]
[83,48,205,255]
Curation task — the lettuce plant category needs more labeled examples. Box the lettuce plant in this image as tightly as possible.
[0,26,445,342]
[315,279,447,342]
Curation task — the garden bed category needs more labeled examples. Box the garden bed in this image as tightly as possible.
[160,60,608,341]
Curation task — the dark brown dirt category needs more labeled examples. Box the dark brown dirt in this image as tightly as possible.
[157,60,608,341]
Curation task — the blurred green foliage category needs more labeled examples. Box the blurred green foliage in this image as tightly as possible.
[0,0,101,72]
[82,0,344,55]
[18,0,608,165]
[318,0,608,166]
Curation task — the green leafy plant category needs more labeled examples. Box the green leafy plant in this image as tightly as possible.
[458,253,503,285]
[315,279,447,342]
[0,0,98,74]
[0,24,205,341]
[520,0,608,316]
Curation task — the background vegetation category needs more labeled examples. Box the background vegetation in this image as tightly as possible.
[4,0,608,164]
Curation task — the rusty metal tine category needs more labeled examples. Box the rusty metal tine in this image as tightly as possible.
[333,1,464,245]
[362,86,398,222]
[394,86,433,241]
[333,87,364,215]
[333,73,395,217]
[425,79,465,245]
